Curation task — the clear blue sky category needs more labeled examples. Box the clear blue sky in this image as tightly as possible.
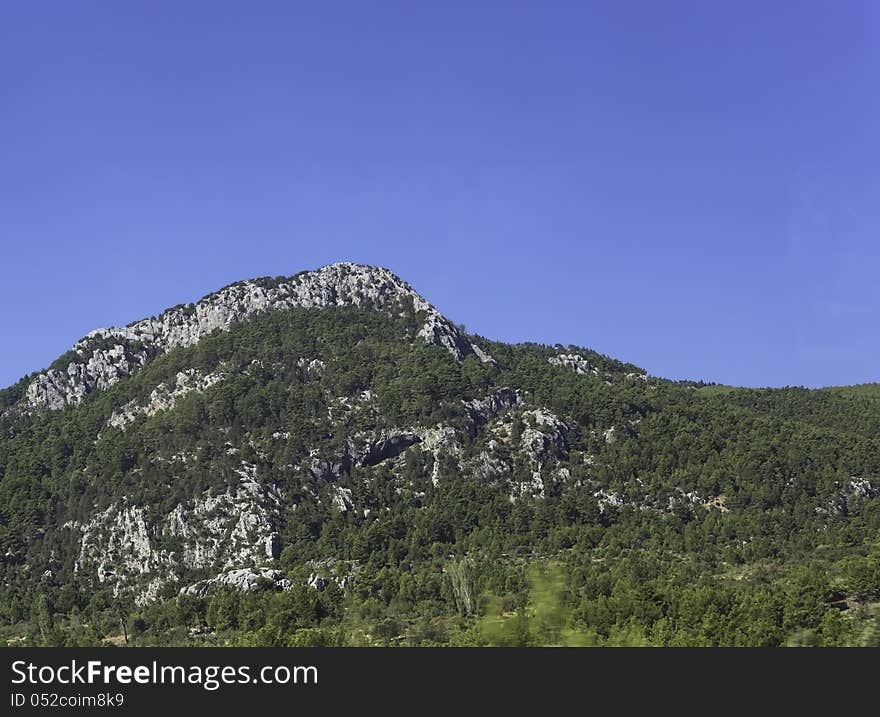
[2,2,878,389]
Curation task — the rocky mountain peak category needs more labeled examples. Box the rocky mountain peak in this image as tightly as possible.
[16,262,493,414]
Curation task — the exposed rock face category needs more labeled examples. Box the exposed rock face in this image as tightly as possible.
[601,423,637,444]
[296,357,325,375]
[108,369,226,429]
[512,409,570,498]
[593,489,624,514]
[834,478,877,515]
[6,257,879,650]
[846,477,877,499]
[463,388,521,427]
[658,488,726,514]
[306,430,423,484]
[70,504,170,590]
[330,485,354,513]
[164,463,282,570]
[302,390,521,488]
[265,532,281,560]
[60,381,582,600]
[181,568,292,597]
[465,440,511,483]
[17,263,493,414]
[406,389,523,485]
[548,353,598,375]
[417,425,463,487]
[181,566,355,596]
[307,455,350,484]
[359,432,423,466]
[307,572,353,591]
[519,409,569,465]
[328,390,375,424]
[69,462,282,602]
[440,404,573,499]
[26,346,148,411]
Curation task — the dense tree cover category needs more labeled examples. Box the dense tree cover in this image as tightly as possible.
[699,384,880,439]
[0,306,878,646]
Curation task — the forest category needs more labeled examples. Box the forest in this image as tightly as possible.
[1,305,878,647]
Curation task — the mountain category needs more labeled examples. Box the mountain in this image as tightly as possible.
[11,263,492,416]
[1,263,878,647]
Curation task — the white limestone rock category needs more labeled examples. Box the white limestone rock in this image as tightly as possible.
[463,388,521,426]
[181,567,292,597]
[327,390,376,423]
[164,463,282,570]
[70,461,283,602]
[18,263,493,414]
[519,409,569,464]
[25,345,148,411]
[330,485,354,513]
[107,368,225,429]
[548,353,599,375]
[593,489,624,513]
[296,357,326,375]
[72,503,177,605]
[833,477,877,514]
[307,571,354,592]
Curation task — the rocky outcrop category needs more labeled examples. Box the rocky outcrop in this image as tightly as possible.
[548,353,598,375]
[660,488,727,514]
[511,410,570,498]
[306,430,423,483]
[359,432,422,466]
[465,440,511,483]
[296,357,326,375]
[164,463,282,570]
[601,423,638,444]
[327,390,375,424]
[69,461,282,602]
[307,572,353,591]
[26,345,148,411]
[180,568,292,597]
[463,388,521,427]
[17,263,493,414]
[519,409,569,465]
[307,454,350,483]
[70,504,172,592]
[302,390,520,488]
[330,485,354,513]
[593,488,625,514]
[450,406,572,499]
[108,369,225,429]
[416,425,463,487]
[833,478,877,515]
[63,384,576,601]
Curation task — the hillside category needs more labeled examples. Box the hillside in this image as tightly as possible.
[1,263,878,647]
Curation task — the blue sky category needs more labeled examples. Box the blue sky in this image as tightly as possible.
[2,2,878,389]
